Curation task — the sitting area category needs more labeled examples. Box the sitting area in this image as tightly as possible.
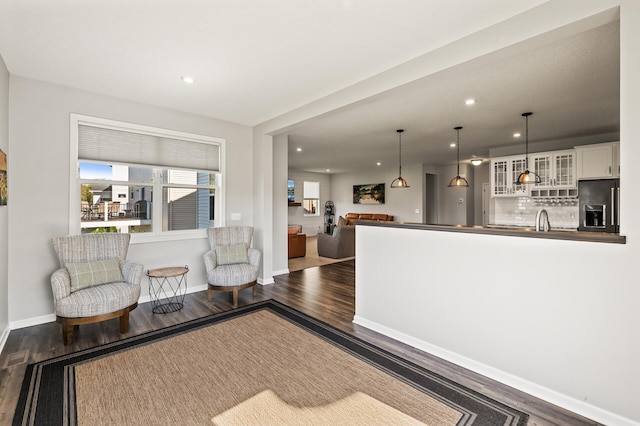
[317,213,393,259]
[50,233,143,345]
[204,226,261,308]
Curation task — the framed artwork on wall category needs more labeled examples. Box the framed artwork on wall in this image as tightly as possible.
[287,179,295,202]
[353,183,385,204]
[0,149,6,206]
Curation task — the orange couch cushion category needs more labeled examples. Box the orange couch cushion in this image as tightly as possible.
[344,213,393,225]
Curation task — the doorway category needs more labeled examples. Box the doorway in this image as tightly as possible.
[482,182,490,226]
[425,173,437,224]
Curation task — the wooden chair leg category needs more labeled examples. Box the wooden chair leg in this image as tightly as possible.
[253,284,257,297]
[232,289,239,308]
[207,285,212,301]
[62,322,74,346]
[119,311,130,333]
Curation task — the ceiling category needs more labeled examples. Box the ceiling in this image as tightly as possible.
[287,20,620,173]
[0,1,619,174]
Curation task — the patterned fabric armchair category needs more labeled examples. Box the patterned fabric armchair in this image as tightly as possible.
[51,234,143,345]
[204,227,261,308]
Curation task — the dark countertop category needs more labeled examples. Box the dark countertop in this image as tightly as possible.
[355,221,626,244]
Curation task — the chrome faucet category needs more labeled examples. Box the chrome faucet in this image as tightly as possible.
[535,209,550,232]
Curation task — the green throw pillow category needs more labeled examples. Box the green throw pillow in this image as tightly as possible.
[216,243,249,265]
[66,258,124,293]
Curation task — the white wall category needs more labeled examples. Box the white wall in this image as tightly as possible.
[0,53,9,345]
[7,76,253,325]
[329,164,424,223]
[287,170,331,235]
[435,163,474,226]
[355,224,638,425]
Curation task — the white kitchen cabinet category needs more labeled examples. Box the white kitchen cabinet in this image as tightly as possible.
[575,142,619,179]
[531,149,576,189]
[491,155,528,197]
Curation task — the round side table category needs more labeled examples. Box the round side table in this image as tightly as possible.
[146,266,189,314]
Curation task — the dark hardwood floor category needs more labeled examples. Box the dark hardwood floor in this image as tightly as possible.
[0,260,599,425]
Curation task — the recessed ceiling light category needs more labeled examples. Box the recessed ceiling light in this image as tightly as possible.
[181,75,195,84]
[513,132,521,138]
[465,98,476,105]
[450,143,457,148]
[376,162,381,166]
[326,169,331,172]
[296,147,302,152]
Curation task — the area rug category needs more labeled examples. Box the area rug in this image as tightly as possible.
[14,300,528,425]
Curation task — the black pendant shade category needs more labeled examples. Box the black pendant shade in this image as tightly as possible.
[448,126,469,188]
[391,129,410,188]
[514,112,541,185]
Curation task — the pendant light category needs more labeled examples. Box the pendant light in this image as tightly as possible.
[514,112,541,185]
[448,126,469,187]
[390,129,410,188]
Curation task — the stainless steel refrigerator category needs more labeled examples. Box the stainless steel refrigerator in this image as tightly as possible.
[578,179,620,233]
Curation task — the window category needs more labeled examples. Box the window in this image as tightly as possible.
[303,181,320,216]
[71,114,225,241]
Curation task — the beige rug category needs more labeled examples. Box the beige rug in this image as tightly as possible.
[288,234,355,272]
[74,310,461,425]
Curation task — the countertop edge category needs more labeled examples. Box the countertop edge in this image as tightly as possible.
[354,221,626,244]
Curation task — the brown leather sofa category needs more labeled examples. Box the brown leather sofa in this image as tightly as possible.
[344,213,394,225]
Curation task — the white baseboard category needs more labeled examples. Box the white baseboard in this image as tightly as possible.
[353,315,639,426]
[9,284,209,330]
[10,313,57,330]
[271,268,289,277]
[258,277,275,285]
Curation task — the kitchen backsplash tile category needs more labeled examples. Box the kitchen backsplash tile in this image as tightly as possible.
[492,197,579,229]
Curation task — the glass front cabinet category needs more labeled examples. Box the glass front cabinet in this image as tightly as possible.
[491,155,528,197]
[531,149,576,189]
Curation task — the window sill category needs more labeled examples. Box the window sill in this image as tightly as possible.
[130,229,207,244]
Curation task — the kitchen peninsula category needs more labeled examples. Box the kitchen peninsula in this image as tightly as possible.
[353,220,632,426]
[359,221,625,244]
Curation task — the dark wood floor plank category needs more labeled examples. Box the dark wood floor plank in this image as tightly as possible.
[0,260,600,425]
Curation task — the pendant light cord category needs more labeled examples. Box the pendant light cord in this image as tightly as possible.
[456,127,461,176]
[523,112,532,169]
[397,129,404,176]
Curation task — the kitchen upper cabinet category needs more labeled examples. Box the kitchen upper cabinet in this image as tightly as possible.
[491,155,528,197]
[531,149,576,189]
[576,142,620,180]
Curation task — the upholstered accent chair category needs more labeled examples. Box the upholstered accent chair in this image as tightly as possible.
[50,233,143,345]
[317,225,356,259]
[204,226,261,308]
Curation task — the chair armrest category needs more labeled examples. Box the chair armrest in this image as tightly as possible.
[51,268,71,301]
[204,250,218,275]
[248,247,261,267]
[122,260,144,286]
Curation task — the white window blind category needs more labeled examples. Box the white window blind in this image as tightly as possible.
[303,181,319,199]
[78,125,220,171]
